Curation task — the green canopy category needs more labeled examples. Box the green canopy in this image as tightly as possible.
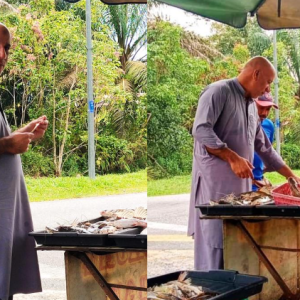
[157,0,300,29]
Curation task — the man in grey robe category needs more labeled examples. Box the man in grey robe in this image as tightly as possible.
[188,56,300,270]
[0,23,48,300]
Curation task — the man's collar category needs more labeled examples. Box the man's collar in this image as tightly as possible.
[233,77,254,102]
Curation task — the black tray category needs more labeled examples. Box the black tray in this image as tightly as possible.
[255,205,300,216]
[109,227,147,249]
[148,270,267,300]
[198,204,300,217]
[29,217,113,247]
[197,205,255,216]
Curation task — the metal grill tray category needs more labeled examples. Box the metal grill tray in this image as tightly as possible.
[148,270,267,300]
[198,204,300,217]
[29,217,113,247]
[109,227,147,249]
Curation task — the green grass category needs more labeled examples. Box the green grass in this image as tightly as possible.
[147,175,192,197]
[26,170,147,202]
[147,170,300,197]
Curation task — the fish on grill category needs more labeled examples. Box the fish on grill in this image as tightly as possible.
[210,190,274,206]
[113,218,142,228]
[45,207,147,235]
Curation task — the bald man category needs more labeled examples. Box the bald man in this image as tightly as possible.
[0,23,47,300]
[188,56,300,270]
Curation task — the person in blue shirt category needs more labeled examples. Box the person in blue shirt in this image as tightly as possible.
[252,92,278,191]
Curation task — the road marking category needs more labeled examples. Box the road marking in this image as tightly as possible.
[148,235,193,242]
[148,222,187,232]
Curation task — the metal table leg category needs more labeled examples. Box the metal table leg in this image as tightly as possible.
[235,220,299,300]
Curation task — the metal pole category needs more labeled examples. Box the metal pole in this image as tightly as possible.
[273,30,280,155]
[86,0,95,179]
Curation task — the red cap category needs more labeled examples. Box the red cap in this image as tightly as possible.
[255,92,278,109]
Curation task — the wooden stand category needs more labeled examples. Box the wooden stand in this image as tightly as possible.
[37,246,147,300]
[201,216,300,300]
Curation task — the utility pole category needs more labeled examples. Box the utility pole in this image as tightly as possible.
[63,0,96,179]
[86,0,96,179]
[273,30,280,155]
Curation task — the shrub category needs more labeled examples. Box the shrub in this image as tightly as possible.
[21,148,55,177]
[281,143,300,169]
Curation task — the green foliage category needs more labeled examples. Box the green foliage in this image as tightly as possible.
[96,135,133,173]
[211,19,270,57]
[148,20,211,177]
[281,144,300,169]
[21,147,55,177]
[233,44,250,63]
[148,20,246,178]
[0,0,147,177]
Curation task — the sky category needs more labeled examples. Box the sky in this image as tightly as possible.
[149,4,214,37]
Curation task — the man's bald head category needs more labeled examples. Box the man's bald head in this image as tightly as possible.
[243,56,275,74]
[238,56,275,98]
[0,23,11,74]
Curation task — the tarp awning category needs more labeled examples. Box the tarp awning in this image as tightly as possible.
[157,0,300,29]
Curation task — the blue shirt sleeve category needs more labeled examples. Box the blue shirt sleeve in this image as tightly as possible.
[262,118,275,144]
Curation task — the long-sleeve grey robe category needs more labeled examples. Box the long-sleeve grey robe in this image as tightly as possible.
[188,78,285,270]
[0,108,42,299]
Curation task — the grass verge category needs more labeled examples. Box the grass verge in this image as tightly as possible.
[147,170,300,197]
[26,169,147,202]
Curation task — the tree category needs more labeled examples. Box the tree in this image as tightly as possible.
[0,0,146,177]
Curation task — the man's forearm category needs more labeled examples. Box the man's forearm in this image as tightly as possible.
[0,136,9,155]
[205,146,254,179]
[276,165,295,179]
[205,146,239,164]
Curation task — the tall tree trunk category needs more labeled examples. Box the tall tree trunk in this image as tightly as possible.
[13,79,16,127]
[52,73,58,176]
[57,67,77,176]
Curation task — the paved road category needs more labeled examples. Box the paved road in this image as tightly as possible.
[147,194,194,278]
[14,193,147,300]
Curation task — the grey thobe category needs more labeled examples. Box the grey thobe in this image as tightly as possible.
[188,78,285,270]
[0,108,42,299]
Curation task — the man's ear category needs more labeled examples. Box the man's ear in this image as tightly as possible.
[253,69,260,81]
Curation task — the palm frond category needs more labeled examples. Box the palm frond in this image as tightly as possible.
[102,4,147,66]
[0,0,18,14]
[126,60,146,89]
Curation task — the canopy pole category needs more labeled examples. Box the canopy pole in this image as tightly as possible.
[86,0,96,179]
[273,30,280,155]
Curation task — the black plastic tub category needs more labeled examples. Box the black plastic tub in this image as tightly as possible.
[109,227,147,249]
[197,205,256,216]
[148,270,267,300]
[29,217,114,247]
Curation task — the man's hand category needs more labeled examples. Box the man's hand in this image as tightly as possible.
[289,175,300,185]
[1,132,34,154]
[276,165,300,185]
[228,155,254,179]
[206,146,254,180]
[18,115,48,141]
